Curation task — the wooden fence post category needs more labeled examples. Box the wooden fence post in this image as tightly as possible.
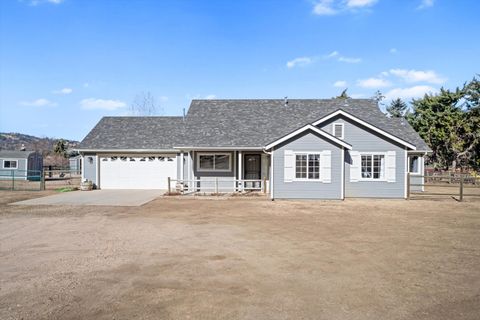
[406,173,410,200]
[459,175,464,202]
[40,169,45,191]
[167,177,171,194]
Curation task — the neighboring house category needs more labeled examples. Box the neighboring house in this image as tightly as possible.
[0,150,43,181]
[77,99,431,199]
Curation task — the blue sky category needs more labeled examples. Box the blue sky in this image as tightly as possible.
[0,0,478,141]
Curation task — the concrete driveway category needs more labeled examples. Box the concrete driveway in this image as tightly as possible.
[11,189,165,206]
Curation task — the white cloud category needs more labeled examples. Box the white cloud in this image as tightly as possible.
[159,96,168,102]
[325,51,361,63]
[346,0,378,8]
[80,98,126,110]
[313,0,337,15]
[338,56,362,63]
[385,85,437,100]
[204,94,216,100]
[334,80,348,87]
[286,56,313,68]
[325,51,339,58]
[26,0,64,5]
[389,48,397,54]
[389,68,446,84]
[53,87,73,95]
[357,78,391,88]
[20,98,57,107]
[350,93,366,98]
[83,82,90,88]
[313,0,379,15]
[417,0,434,9]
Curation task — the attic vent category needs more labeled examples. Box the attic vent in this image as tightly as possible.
[332,123,344,139]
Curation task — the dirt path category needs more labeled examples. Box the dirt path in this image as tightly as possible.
[1,193,479,319]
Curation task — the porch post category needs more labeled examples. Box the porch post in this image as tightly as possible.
[238,151,243,191]
[180,152,184,181]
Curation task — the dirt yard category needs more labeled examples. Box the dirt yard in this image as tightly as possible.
[1,192,479,320]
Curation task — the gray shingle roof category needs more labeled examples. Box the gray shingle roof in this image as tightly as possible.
[181,99,431,151]
[0,150,37,158]
[78,116,185,150]
[78,99,431,151]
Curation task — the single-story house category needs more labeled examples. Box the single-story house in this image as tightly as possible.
[77,99,431,199]
[0,150,43,181]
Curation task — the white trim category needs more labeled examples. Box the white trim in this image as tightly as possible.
[341,147,344,200]
[180,152,184,180]
[312,110,417,150]
[404,147,408,199]
[358,152,387,181]
[196,153,232,172]
[174,146,263,151]
[95,155,99,189]
[81,156,85,181]
[270,148,274,199]
[265,124,352,150]
[2,159,19,169]
[332,122,344,139]
[76,149,178,153]
[292,151,322,182]
[407,155,421,175]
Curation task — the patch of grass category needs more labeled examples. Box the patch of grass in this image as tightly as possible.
[55,187,78,193]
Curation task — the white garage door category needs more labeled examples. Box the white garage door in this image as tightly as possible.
[100,155,177,189]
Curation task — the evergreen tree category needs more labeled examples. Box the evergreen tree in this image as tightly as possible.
[335,89,350,99]
[386,98,408,118]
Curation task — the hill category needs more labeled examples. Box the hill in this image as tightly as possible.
[0,132,79,155]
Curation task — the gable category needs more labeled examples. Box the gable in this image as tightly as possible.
[312,110,416,150]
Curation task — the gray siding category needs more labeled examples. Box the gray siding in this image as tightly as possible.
[273,131,343,199]
[0,158,27,179]
[192,151,236,192]
[319,116,406,198]
[82,154,98,187]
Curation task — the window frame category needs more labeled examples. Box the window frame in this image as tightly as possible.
[359,152,386,181]
[408,155,421,174]
[2,159,18,169]
[332,122,344,140]
[293,152,321,181]
[196,153,232,172]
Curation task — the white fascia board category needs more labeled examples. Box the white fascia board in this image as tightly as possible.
[76,149,178,153]
[264,124,352,150]
[173,146,263,151]
[311,110,417,150]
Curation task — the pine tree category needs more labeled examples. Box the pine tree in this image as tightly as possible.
[386,98,408,118]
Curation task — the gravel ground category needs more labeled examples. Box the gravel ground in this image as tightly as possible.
[1,191,479,320]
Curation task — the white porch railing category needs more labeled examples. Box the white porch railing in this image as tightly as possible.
[167,177,269,194]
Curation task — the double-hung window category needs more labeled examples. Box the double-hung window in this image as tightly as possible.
[197,153,231,172]
[360,154,385,180]
[295,153,320,180]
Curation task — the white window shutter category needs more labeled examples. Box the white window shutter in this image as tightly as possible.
[284,150,294,182]
[320,150,331,183]
[350,151,361,182]
[386,151,396,182]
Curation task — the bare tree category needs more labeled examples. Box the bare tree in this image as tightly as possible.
[129,91,162,116]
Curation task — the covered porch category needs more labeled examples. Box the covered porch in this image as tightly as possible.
[171,149,271,194]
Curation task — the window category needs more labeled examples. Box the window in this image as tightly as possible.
[332,123,344,139]
[361,154,385,180]
[295,153,320,180]
[409,156,420,174]
[3,160,18,169]
[197,153,231,171]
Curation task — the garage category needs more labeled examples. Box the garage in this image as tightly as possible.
[99,155,177,189]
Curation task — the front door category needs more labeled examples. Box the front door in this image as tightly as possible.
[244,154,261,189]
